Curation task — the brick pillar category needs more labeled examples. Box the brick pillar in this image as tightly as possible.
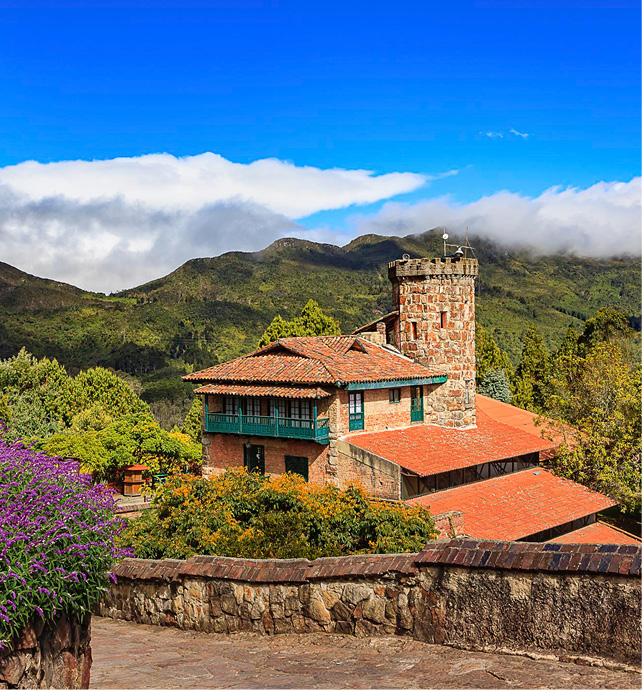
[388,257,478,428]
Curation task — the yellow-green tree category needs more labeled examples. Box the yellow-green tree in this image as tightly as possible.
[546,342,641,513]
[258,300,341,347]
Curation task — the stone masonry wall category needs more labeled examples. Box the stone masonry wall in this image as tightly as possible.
[389,257,478,428]
[0,614,91,689]
[99,539,641,666]
[335,440,401,499]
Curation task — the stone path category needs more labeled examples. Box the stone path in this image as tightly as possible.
[91,617,640,689]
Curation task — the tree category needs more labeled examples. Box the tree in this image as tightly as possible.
[512,324,551,412]
[43,414,202,482]
[546,342,641,513]
[579,307,631,351]
[294,299,341,338]
[181,397,203,444]
[475,325,513,384]
[0,350,154,443]
[553,325,579,363]
[258,300,341,347]
[258,315,292,348]
[478,368,512,404]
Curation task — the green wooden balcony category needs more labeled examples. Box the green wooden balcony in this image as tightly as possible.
[205,412,330,444]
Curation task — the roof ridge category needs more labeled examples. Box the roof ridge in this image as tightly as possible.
[272,338,339,382]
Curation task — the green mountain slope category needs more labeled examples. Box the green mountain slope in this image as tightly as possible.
[1,230,639,425]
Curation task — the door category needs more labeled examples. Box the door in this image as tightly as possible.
[244,444,265,474]
[284,455,309,481]
[410,386,424,422]
[349,392,364,431]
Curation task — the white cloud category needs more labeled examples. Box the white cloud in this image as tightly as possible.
[509,128,530,139]
[0,152,431,292]
[0,152,426,219]
[347,178,641,258]
[0,150,637,294]
[483,131,504,139]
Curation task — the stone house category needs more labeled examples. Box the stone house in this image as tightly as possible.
[183,255,637,543]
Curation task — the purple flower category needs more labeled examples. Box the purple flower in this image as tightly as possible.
[0,433,127,643]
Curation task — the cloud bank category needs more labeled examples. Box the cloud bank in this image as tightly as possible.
[0,153,427,292]
[350,178,641,258]
[0,152,426,218]
[0,151,638,294]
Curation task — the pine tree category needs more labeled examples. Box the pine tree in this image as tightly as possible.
[478,368,512,404]
[293,299,341,338]
[258,315,292,348]
[475,325,513,384]
[554,325,579,362]
[512,323,551,412]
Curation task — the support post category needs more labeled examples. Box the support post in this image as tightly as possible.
[313,402,318,439]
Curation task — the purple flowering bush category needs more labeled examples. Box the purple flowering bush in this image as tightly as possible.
[0,435,128,648]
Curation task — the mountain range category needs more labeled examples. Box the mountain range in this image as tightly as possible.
[1,229,639,425]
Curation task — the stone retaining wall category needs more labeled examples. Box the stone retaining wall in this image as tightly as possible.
[99,539,641,666]
[0,614,91,689]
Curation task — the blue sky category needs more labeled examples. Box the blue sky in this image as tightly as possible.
[0,0,639,291]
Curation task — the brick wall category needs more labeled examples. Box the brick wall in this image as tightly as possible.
[336,387,416,437]
[389,258,478,429]
[99,539,641,666]
[202,433,332,484]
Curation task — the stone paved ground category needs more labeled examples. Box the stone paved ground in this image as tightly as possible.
[91,617,640,689]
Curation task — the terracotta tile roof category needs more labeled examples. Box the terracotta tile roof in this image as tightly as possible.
[193,383,331,399]
[477,394,565,448]
[407,469,617,541]
[185,353,332,384]
[549,522,640,545]
[184,335,441,385]
[344,410,555,476]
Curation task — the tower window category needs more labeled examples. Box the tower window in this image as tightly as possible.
[440,311,448,329]
[411,321,418,340]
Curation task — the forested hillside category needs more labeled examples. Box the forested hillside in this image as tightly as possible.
[0,229,639,425]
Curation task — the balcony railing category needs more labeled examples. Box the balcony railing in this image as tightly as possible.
[205,412,330,444]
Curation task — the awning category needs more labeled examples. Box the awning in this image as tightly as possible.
[193,383,332,399]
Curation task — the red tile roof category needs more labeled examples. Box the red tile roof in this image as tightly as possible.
[344,410,555,476]
[549,522,640,545]
[193,383,331,399]
[184,336,441,385]
[407,469,616,541]
[477,394,565,448]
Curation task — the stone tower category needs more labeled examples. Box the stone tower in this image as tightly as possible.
[388,256,478,428]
